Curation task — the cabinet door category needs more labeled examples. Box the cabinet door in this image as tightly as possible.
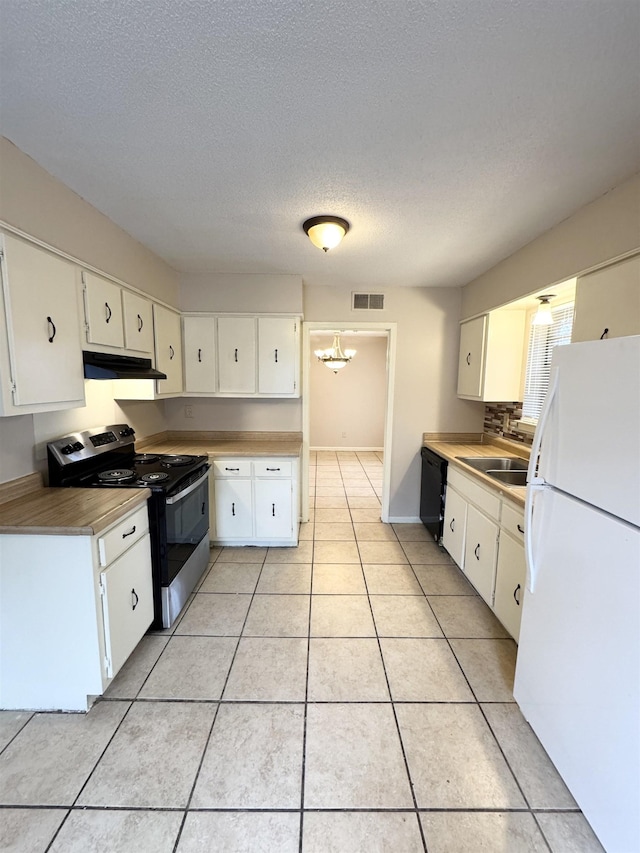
[463,504,498,605]
[258,318,298,395]
[494,530,526,642]
[1,234,85,407]
[572,256,640,342]
[254,479,293,540]
[183,316,216,392]
[83,272,125,348]
[217,317,256,394]
[100,534,154,678]
[154,304,183,394]
[457,315,486,398]
[122,290,154,353]
[214,478,253,539]
[442,486,467,567]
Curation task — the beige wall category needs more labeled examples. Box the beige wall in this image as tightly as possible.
[304,285,483,520]
[164,397,301,432]
[179,273,303,314]
[310,335,387,448]
[0,138,179,305]
[462,172,640,318]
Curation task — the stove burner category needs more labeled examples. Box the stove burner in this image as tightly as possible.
[141,472,170,483]
[97,469,136,483]
[162,455,194,467]
[133,454,159,464]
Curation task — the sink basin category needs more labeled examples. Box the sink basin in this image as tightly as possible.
[457,456,528,473]
[485,469,528,487]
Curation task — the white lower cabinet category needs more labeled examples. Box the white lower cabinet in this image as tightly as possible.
[211,456,299,546]
[442,466,526,639]
[463,504,499,604]
[0,502,153,711]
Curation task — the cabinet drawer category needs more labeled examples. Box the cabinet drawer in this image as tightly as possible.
[253,458,292,478]
[212,459,252,478]
[448,467,500,520]
[501,501,525,544]
[97,504,149,568]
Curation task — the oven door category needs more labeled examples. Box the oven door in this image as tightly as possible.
[164,467,210,585]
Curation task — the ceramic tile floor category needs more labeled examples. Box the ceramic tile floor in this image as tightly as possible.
[0,450,606,853]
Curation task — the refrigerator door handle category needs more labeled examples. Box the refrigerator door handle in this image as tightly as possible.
[525,367,559,593]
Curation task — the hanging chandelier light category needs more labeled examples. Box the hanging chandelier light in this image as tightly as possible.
[303,216,350,252]
[532,294,555,326]
[314,333,356,372]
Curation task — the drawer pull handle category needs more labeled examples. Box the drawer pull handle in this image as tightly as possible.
[198,348,202,362]
[266,467,281,472]
[225,467,240,472]
[47,316,57,343]
[137,313,143,332]
[274,348,278,363]
[105,302,112,323]
[131,588,139,610]
[450,518,455,532]
[513,583,521,606]
[234,348,238,362]
[232,502,236,516]
[474,543,480,560]
[466,352,471,365]
[169,345,175,360]
[517,524,524,534]
[122,525,136,539]
[272,503,275,516]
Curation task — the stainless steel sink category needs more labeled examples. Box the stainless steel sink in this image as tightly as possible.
[456,456,528,473]
[485,469,527,487]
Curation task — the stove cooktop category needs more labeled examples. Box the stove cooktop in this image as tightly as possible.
[80,454,208,491]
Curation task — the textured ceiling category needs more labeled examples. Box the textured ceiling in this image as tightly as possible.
[1,0,639,289]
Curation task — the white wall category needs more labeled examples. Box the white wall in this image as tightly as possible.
[179,273,303,314]
[164,396,301,432]
[303,286,483,519]
[310,334,387,448]
[462,172,640,317]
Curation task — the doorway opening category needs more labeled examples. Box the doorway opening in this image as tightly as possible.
[301,321,397,522]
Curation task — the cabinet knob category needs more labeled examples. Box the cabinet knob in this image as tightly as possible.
[517,524,524,534]
[450,518,455,532]
[137,313,143,332]
[122,525,136,539]
[231,502,236,516]
[198,348,202,363]
[513,583,521,606]
[234,348,238,362]
[105,302,112,323]
[47,316,57,343]
[272,503,276,516]
[474,543,480,560]
[131,588,139,610]
[274,348,278,363]
[169,345,175,360]
[466,352,471,365]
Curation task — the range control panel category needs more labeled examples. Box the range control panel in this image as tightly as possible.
[47,424,136,466]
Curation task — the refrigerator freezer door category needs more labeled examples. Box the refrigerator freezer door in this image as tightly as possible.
[537,335,640,526]
[514,486,640,853]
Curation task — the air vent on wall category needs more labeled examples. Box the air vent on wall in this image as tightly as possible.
[352,292,385,310]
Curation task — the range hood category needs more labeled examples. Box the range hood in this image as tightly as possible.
[83,350,167,380]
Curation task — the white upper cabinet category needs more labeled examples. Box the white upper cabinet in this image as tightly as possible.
[122,290,154,353]
[258,317,298,395]
[154,304,183,395]
[0,232,85,415]
[457,311,526,401]
[82,271,125,348]
[217,316,257,394]
[183,315,216,393]
[572,255,640,343]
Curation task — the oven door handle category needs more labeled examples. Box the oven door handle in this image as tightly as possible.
[165,467,210,505]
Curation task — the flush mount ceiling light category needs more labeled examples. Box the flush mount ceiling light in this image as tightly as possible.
[303,216,350,252]
[532,294,556,326]
[314,332,356,372]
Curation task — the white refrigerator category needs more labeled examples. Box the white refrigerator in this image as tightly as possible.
[514,335,640,853]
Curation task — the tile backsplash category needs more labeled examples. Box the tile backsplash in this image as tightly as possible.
[484,402,534,446]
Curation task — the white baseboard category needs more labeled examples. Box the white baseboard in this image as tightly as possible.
[386,516,422,524]
[310,446,384,452]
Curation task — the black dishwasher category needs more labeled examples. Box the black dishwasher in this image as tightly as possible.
[420,447,448,543]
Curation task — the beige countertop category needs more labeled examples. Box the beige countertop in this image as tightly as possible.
[422,433,530,508]
[0,488,151,536]
[140,431,302,458]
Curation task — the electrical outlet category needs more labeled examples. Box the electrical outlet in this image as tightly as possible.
[185,405,193,418]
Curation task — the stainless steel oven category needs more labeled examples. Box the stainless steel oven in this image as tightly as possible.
[47,425,210,629]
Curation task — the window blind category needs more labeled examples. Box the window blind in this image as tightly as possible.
[521,302,574,422]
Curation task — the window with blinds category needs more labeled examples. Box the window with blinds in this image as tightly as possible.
[521,302,574,422]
